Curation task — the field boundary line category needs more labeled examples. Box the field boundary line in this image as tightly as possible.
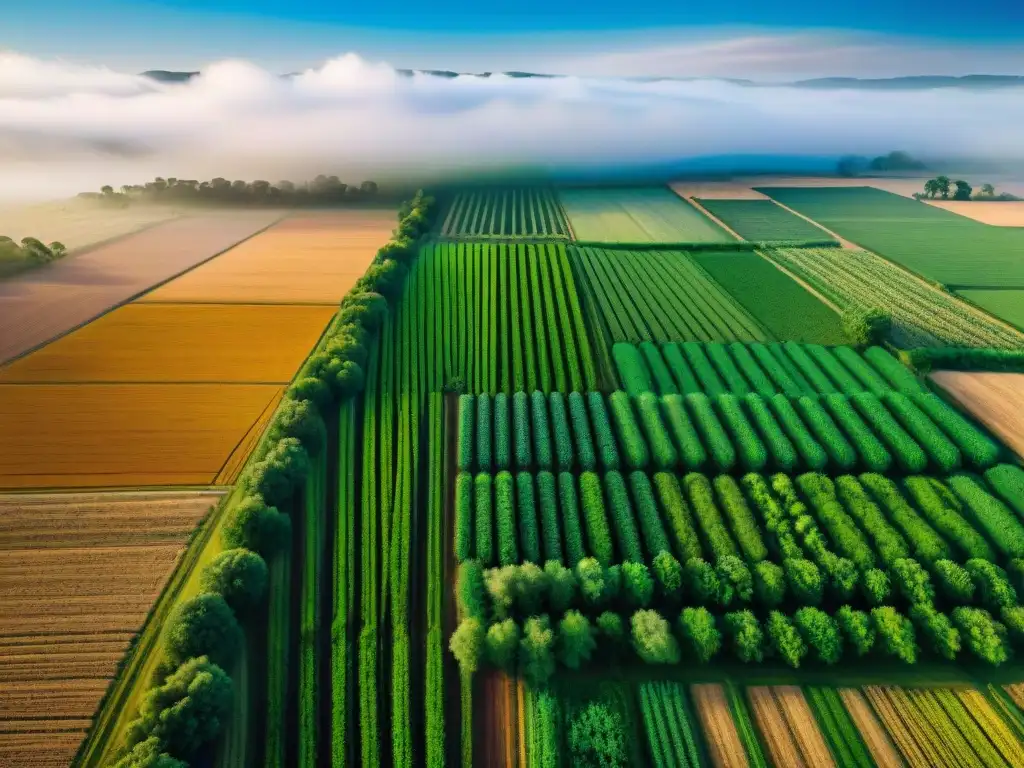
[2,213,289,368]
[758,192,1024,338]
[680,195,746,242]
[62,211,185,260]
[71,487,233,767]
[752,250,843,314]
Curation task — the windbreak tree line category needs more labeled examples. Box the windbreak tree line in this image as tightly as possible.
[108,191,436,768]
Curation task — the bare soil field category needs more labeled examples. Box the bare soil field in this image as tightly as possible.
[671,182,769,200]
[141,209,396,303]
[0,303,335,383]
[837,688,903,768]
[0,200,179,252]
[728,176,933,198]
[0,490,218,767]
[0,383,283,489]
[0,211,283,365]
[929,371,1024,459]
[926,201,1024,226]
[692,683,750,768]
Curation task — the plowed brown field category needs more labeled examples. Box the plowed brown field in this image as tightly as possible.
[0,383,282,489]
[930,371,1024,459]
[0,303,335,383]
[141,209,396,303]
[0,211,281,364]
[0,490,218,767]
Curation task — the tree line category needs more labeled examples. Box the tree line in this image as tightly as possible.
[914,177,1020,202]
[110,190,437,768]
[0,237,68,277]
[81,176,389,208]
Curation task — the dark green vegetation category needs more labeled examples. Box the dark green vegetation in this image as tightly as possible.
[440,187,571,240]
[693,251,848,344]
[695,198,837,244]
[758,186,1024,289]
[571,247,770,344]
[0,235,67,278]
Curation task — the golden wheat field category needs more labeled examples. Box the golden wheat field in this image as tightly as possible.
[930,371,1024,460]
[140,209,397,303]
[691,684,749,768]
[0,383,283,489]
[0,490,218,767]
[0,303,336,383]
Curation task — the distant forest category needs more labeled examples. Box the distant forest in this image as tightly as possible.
[80,176,393,207]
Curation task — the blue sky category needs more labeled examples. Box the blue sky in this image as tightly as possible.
[3,0,1023,75]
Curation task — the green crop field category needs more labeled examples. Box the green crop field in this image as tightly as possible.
[571,246,768,344]
[766,247,1024,349]
[758,186,1024,289]
[694,250,847,344]
[73,186,1024,768]
[957,289,1024,331]
[696,198,837,244]
[440,187,572,239]
[560,186,734,244]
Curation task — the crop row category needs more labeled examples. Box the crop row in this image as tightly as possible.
[766,247,1024,349]
[615,340,929,399]
[570,247,770,344]
[454,465,1024,618]
[440,187,572,239]
[638,681,704,768]
[452,601,1016,678]
[413,242,599,395]
[458,384,1000,480]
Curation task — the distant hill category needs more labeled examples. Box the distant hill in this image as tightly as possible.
[139,70,1024,89]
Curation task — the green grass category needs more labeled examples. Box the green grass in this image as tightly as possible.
[694,250,847,344]
[560,186,734,243]
[757,186,1024,289]
[571,247,769,344]
[697,198,836,243]
[956,288,1024,330]
[440,187,571,239]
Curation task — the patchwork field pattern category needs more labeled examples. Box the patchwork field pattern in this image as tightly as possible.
[560,187,733,244]
[571,247,768,343]
[0,490,219,767]
[141,210,396,303]
[696,199,837,243]
[694,250,847,344]
[0,383,283,488]
[0,211,282,364]
[758,186,1024,289]
[440,188,571,239]
[956,289,1024,330]
[766,247,1024,349]
[0,303,336,383]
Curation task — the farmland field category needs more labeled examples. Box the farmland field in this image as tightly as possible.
[0,383,282,488]
[957,289,1024,330]
[931,371,1024,459]
[0,490,219,767]
[571,247,768,344]
[766,247,1024,348]
[694,250,847,344]
[926,200,1024,226]
[0,303,336,383]
[696,199,837,244]
[757,186,1024,289]
[560,187,733,243]
[140,210,396,303]
[45,186,1024,768]
[440,188,571,239]
[0,211,281,364]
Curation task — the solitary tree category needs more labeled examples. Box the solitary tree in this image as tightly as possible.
[935,176,952,199]
[953,180,973,201]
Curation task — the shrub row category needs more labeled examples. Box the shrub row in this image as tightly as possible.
[116,192,437,766]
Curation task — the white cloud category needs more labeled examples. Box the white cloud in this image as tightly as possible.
[0,50,1022,201]
[534,31,1024,80]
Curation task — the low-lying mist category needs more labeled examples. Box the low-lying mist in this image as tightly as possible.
[0,51,1022,202]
